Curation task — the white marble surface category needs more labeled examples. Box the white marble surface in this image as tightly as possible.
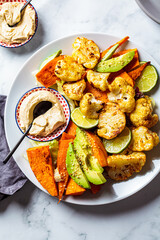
[1,0,160,239]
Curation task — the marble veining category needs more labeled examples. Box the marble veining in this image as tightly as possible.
[1,0,160,239]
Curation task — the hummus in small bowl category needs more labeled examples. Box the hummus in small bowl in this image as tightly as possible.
[0,0,38,48]
[15,87,70,142]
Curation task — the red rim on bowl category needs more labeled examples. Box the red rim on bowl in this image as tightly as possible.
[0,0,38,48]
[15,87,71,142]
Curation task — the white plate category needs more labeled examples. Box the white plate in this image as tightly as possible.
[136,0,160,24]
[4,33,160,205]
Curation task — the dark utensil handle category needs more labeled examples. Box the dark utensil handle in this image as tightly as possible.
[20,0,32,12]
[3,124,32,164]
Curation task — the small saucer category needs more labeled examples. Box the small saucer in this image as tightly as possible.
[0,0,38,48]
[15,87,70,142]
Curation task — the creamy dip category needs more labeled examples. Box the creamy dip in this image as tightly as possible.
[19,90,66,137]
[0,2,36,44]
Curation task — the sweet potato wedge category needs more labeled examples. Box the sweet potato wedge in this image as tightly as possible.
[65,178,86,196]
[57,139,74,202]
[85,81,109,103]
[36,55,64,88]
[118,71,134,87]
[107,69,134,86]
[86,131,108,167]
[107,69,124,84]
[27,146,58,196]
[66,120,77,137]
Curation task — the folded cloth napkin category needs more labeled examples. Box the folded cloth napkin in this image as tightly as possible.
[0,95,27,201]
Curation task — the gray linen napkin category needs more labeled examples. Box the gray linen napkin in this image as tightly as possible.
[0,95,27,201]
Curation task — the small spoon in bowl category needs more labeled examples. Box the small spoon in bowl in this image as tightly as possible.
[8,0,32,27]
[3,101,52,164]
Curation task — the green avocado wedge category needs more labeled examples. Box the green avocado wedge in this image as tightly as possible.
[39,49,62,70]
[88,156,104,173]
[96,50,135,73]
[101,43,119,61]
[66,127,106,187]
[66,142,91,189]
[74,128,106,185]
[75,127,103,173]
[74,139,106,185]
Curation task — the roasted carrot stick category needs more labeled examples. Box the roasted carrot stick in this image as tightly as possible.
[128,62,150,81]
[57,139,74,202]
[100,36,129,59]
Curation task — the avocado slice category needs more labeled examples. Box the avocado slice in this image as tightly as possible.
[75,127,104,173]
[66,142,91,189]
[74,139,106,185]
[89,156,104,173]
[96,50,135,72]
[75,127,90,150]
[101,43,119,61]
[74,128,106,185]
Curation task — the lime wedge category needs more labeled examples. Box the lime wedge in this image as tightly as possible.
[150,97,156,108]
[39,50,62,70]
[135,64,158,93]
[103,127,131,154]
[71,108,98,129]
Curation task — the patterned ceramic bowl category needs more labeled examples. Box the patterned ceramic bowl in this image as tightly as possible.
[15,87,71,142]
[0,0,38,48]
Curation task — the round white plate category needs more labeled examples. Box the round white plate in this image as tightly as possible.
[5,33,160,205]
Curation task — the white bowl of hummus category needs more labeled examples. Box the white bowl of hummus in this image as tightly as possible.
[0,0,38,48]
[15,87,71,142]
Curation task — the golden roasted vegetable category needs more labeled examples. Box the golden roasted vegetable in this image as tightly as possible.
[87,70,110,92]
[108,77,135,113]
[62,79,86,101]
[130,96,158,128]
[97,102,126,139]
[107,152,146,181]
[80,93,103,119]
[72,37,100,69]
[129,126,159,151]
[54,56,85,82]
